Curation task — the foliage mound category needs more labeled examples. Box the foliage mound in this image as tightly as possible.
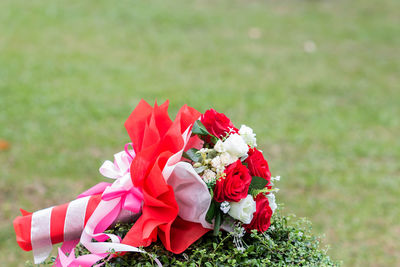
[40,209,339,267]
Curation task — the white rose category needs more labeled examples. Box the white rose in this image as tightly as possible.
[228,195,256,224]
[223,134,249,158]
[239,125,257,148]
[266,193,277,213]
[214,140,226,153]
[219,152,238,166]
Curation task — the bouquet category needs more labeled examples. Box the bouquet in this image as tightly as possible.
[13,100,279,267]
[180,109,279,241]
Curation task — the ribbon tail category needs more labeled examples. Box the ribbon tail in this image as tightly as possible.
[54,239,79,267]
[77,196,152,260]
[78,182,112,199]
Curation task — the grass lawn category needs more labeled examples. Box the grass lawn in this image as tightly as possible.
[0,0,399,266]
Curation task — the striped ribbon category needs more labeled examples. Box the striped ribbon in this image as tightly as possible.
[26,195,135,264]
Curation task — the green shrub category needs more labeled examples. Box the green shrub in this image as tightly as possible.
[39,208,339,267]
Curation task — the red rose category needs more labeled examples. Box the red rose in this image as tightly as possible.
[244,194,272,233]
[200,109,238,139]
[245,148,271,187]
[213,160,252,202]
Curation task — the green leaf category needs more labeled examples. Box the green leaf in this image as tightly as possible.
[210,136,219,144]
[192,120,210,136]
[194,165,207,174]
[205,201,217,223]
[249,176,268,191]
[182,148,201,162]
[192,120,220,144]
[206,149,218,159]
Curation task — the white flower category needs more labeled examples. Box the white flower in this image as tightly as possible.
[266,193,277,213]
[228,195,256,224]
[199,148,208,153]
[239,125,257,148]
[211,156,221,168]
[232,225,246,252]
[271,176,280,181]
[270,176,280,186]
[223,134,249,158]
[220,152,238,166]
[202,169,216,183]
[211,156,225,173]
[220,201,231,214]
[214,140,226,153]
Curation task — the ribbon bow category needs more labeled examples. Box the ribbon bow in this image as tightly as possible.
[56,144,160,267]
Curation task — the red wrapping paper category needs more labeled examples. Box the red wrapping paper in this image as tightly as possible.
[122,100,210,253]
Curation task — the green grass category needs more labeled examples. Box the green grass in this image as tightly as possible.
[0,0,399,266]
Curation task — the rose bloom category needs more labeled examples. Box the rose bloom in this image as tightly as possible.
[201,109,238,139]
[213,160,252,202]
[239,125,257,148]
[228,194,256,224]
[244,194,273,233]
[222,134,249,158]
[245,148,271,187]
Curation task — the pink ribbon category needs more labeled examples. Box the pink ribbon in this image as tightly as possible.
[56,144,161,267]
[57,246,108,267]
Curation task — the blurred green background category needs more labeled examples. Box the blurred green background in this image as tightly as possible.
[1,0,399,266]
